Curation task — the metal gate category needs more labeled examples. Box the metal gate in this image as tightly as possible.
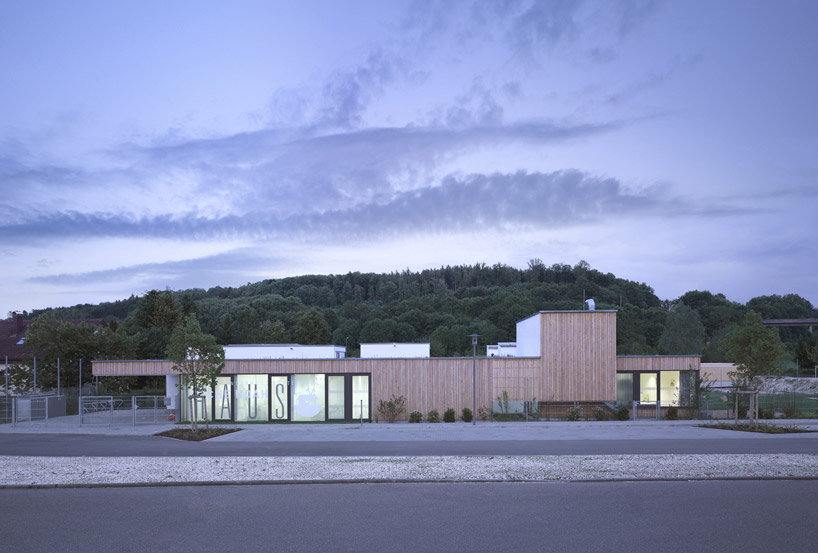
[80,396,174,425]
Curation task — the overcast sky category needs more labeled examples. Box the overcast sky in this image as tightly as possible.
[2,0,817,315]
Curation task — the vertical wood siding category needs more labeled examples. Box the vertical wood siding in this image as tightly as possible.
[538,311,617,402]
[92,311,701,420]
[94,357,500,421]
[616,356,701,372]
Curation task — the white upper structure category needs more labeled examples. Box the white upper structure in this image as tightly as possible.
[224,344,346,360]
[515,313,542,357]
[486,342,517,357]
[360,343,430,358]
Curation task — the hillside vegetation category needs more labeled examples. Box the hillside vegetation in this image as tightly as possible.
[23,261,818,370]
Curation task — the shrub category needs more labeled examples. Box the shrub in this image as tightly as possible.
[779,395,805,418]
[409,411,423,423]
[376,394,406,423]
[666,406,678,420]
[461,407,474,423]
[477,406,492,420]
[565,406,581,421]
[443,408,456,423]
[427,409,440,423]
[759,408,774,419]
[593,407,609,421]
[616,404,630,421]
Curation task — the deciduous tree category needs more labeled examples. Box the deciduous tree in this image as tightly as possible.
[720,312,786,389]
[166,315,225,431]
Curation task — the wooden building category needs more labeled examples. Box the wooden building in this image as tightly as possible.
[92,310,699,422]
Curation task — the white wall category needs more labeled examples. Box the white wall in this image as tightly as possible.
[487,343,517,357]
[515,314,541,357]
[360,343,430,358]
[224,345,346,360]
[165,374,180,410]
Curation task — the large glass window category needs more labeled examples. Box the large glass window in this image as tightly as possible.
[214,376,233,420]
[235,375,268,422]
[292,374,325,422]
[352,375,369,419]
[616,374,633,404]
[270,376,289,421]
[180,378,212,422]
[328,376,345,419]
[639,373,657,404]
[660,371,680,407]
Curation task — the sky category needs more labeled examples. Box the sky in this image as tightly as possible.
[1,0,817,316]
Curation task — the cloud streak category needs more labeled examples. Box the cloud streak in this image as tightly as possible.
[2,169,750,246]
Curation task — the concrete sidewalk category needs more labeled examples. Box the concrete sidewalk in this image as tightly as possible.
[2,416,818,441]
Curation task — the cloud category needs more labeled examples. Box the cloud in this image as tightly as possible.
[0,114,627,243]
[27,249,278,287]
[317,48,407,130]
[3,169,751,247]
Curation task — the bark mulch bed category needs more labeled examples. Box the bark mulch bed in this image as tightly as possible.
[698,422,815,434]
[155,428,242,441]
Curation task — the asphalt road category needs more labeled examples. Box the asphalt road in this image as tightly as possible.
[1,433,817,456]
[1,480,815,553]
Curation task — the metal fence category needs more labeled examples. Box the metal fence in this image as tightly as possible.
[0,395,67,425]
[79,396,174,425]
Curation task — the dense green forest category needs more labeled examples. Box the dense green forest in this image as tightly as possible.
[22,260,818,370]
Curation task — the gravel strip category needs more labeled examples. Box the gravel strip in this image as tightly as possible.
[1,454,817,486]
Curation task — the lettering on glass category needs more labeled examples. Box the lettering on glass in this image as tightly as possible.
[219,384,231,419]
[275,383,286,419]
[294,385,321,418]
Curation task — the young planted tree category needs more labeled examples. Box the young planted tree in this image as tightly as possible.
[720,311,786,388]
[721,312,786,425]
[166,315,225,432]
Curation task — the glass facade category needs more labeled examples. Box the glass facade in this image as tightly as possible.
[616,373,633,404]
[639,373,657,403]
[292,374,326,422]
[214,376,233,420]
[180,379,213,422]
[235,374,269,422]
[178,373,370,423]
[327,376,345,419]
[352,375,369,419]
[270,376,289,420]
[660,371,680,407]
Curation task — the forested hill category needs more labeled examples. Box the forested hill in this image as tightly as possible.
[24,261,818,365]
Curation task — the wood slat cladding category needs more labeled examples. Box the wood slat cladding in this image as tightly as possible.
[95,357,503,421]
[490,358,541,401]
[538,311,617,402]
[93,310,703,420]
[616,356,701,373]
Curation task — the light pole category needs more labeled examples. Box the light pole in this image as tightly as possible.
[469,333,480,426]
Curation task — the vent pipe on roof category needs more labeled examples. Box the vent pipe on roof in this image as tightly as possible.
[585,299,595,311]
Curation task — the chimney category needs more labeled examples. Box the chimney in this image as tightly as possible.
[13,312,23,335]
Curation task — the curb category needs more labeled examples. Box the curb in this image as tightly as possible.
[4,475,818,490]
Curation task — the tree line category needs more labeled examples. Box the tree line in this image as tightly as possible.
[18,261,818,378]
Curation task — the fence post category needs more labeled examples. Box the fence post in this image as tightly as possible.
[12,397,16,427]
[78,359,82,426]
[132,396,136,426]
[110,397,114,425]
[45,396,49,424]
[632,400,638,420]
[656,399,660,420]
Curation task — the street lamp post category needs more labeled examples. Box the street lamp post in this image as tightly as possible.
[469,333,480,426]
